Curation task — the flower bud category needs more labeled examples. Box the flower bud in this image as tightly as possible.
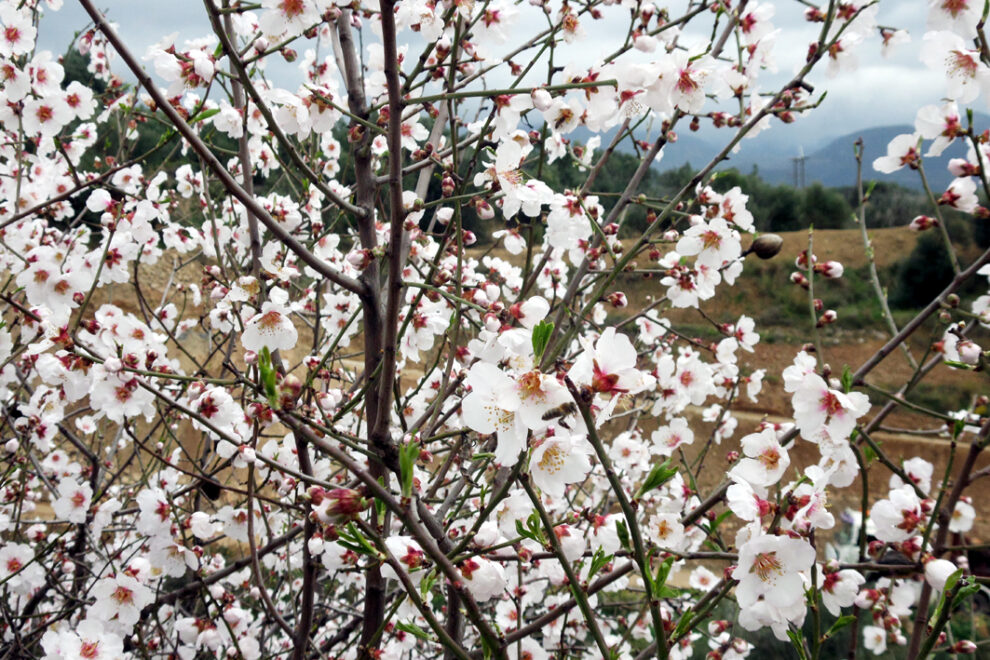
[909,215,937,231]
[323,488,371,521]
[749,234,783,259]
[435,207,454,225]
[952,641,978,654]
[818,310,837,326]
[441,175,456,197]
[924,558,958,593]
[606,292,627,308]
[475,199,495,220]
[531,88,553,112]
[817,260,844,279]
[958,340,981,365]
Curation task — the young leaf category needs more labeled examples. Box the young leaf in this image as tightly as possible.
[652,556,675,599]
[396,622,432,641]
[636,460,678,498]
[824,615,857,639]
[587,547,612,582]
[615,519,630,551]
[399,441,419,498]
[841,365,854,393]
[531,320,554,361]
[259,347,279,408]
[189,107,221,125]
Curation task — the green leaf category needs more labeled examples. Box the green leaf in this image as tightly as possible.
[587,547,612,582]
[531,321,554,361]
[189,107,221,125]
[259,347,279,408]
[652,556,675,599]
[341,522,382,558]
[636,460,678,498]
[944,359,975,370]
[515,519,536,543]
[953,582,980,609]
[396,622,432,641]
[615,519,630,551]
[824,615,857,639]
[399,441,419,498]
[862,440,878,464]
[786,628,809,660]
[841,365,854,393]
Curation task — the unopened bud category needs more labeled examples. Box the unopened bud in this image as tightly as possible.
[749,234,783,259]
[952,641,978,654]
[909,215,937,231]
[474,199,494,220]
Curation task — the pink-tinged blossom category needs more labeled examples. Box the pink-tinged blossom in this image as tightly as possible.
[915,102,962,157]
[569,327,654,423]
[242,294,298,353]
[871,485,925,543]
[0,543,45,595]
[90,574,153,629]
[41,620,124,660]
[873,133,921,173]
[821,567,866,616]
[463,362,537,465]
[677,217,742,269]
[52,477,92,524]
[792,373,870,447]
[460,557,507,602]
[939,176,979,213]
[927,0,981,39]
[889,456,934,494]
[921,31,990,104]
[529,431,591,500]
[651,417,694,457]
[729,427,790,488]
[733,534,815,637]
[0,6,36,57]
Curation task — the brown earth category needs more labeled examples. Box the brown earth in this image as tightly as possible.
[65,227,990,542]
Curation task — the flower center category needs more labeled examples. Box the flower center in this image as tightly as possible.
[538,443,565,475]
[750,551,783,582]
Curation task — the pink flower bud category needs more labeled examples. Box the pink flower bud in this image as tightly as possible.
[346,249,373,270]
[909,215,937,231]
[475,199,495,220]
[606,292,627,308]
[952,641,978,654]
[817,260,844,278]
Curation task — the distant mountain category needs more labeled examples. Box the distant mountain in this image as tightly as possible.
[570,114,985,193]
[736,124,970,191]
[683,115,990,192]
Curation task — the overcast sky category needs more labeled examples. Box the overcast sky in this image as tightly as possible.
[38,1,944,153]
